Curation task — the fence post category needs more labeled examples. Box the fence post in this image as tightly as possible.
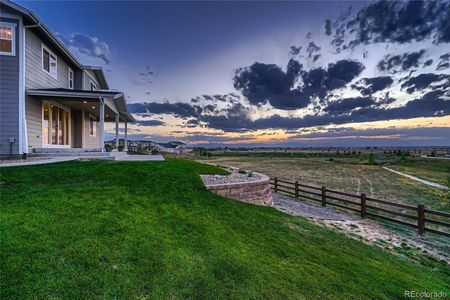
[295,181,299,198]
[321,186,326,207]
[360,193,367,219]
[418,204,425,235]
[274,177,278,193]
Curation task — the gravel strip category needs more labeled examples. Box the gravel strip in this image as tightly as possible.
[273,192,358,221]
[201,170,262,185]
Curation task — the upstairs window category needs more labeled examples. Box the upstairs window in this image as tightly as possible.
[42,45,57,79]
[68,68,74,89]
[90,80,97,91]
[0,23,15,56]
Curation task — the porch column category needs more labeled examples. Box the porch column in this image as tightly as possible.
[115,114,119,149]
[99,98,105,151]
[124,121,128,152]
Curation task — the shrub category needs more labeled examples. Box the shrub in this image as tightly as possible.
[118,145,125,152]
[248,171,253,177]
[238,168,247,174]
[137,147,145,154]
[151,148,159,155]
[105,144,113,152]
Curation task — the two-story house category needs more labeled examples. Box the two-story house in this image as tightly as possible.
[0,0,135,158]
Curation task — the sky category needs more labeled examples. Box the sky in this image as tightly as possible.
[18,0,450,147]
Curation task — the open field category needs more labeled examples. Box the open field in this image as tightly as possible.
[389,159,450,186]
[1,159,449,299]
[196,155,449,212]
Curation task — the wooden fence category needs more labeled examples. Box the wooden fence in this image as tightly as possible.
[270,177,450,238]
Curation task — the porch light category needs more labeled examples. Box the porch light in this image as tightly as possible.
[83,101,87,103]
[91,106,95,109]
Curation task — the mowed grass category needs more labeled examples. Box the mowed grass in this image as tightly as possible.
[198,156,449,211]
[1,159,449,299]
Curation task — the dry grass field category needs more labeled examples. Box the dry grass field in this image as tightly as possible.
[196,156,449,212]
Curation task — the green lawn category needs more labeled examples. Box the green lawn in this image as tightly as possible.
[1,159,449,299]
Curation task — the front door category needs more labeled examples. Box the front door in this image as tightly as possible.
[42,102,71,147]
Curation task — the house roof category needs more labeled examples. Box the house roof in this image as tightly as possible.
[2,0,83,70]
[83,66,110,90]
[3,1,110,89]
[27,89,136,122]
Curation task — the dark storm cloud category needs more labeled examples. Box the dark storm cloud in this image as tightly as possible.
[377,50,426,73]
[306,42,321,59]
[352,76,394,95]
[436,53,450,71]
[330,0,450,50]
[290,46,302,56]
[135,120,165,126]
[58,33,110,64]
[128,102,201,118]
[233,59,364,110]
[202,90,449,131]
[233,60,306,110]
[324,19,332,36]
[401,73,450,93]
[323,97,376,115]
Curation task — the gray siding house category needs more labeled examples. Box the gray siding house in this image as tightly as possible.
[0,0,135,158]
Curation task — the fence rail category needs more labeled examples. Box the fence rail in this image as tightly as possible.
[270,177,450,238]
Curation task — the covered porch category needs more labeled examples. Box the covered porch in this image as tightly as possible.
[26,89,135,154]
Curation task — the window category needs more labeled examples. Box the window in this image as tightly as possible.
[42,45,57,79]
[89,115,97,136]
[0,22,15,56]
[90,80,97,91]
[68,68,74,89]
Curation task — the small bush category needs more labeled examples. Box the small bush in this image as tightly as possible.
[248,171,253,177]
[137,147,145,154]
[104,144,113,152]
[238,168,247,174]
[118,145,125,152]
[151,148,159,155]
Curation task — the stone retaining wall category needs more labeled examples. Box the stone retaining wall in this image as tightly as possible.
[204,172,273,206]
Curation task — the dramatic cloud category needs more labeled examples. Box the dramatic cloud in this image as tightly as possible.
[330,0,450,51]
[58,33,111,64]
[129,102,201,118]
[377,50,426,73]
[135,120,165,126]
[323,97,377,115]
[123,0,450,146]
[352,76,393,95]
[437,53,450,71]
[233,59,364,110]
[401,73,450,93]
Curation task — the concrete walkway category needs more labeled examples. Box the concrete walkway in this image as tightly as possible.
[0,157,78,167]
[0,154,165,167]
[117,154,165,161]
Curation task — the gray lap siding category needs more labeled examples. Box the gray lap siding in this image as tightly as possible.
[0,17,20,156]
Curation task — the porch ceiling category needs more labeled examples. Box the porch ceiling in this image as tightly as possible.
[27,89,136,122]
[27,92,128,122]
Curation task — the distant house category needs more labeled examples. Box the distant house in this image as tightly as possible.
[156,141,186,154]
[0,1,135,158]
[105,139,156,152]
